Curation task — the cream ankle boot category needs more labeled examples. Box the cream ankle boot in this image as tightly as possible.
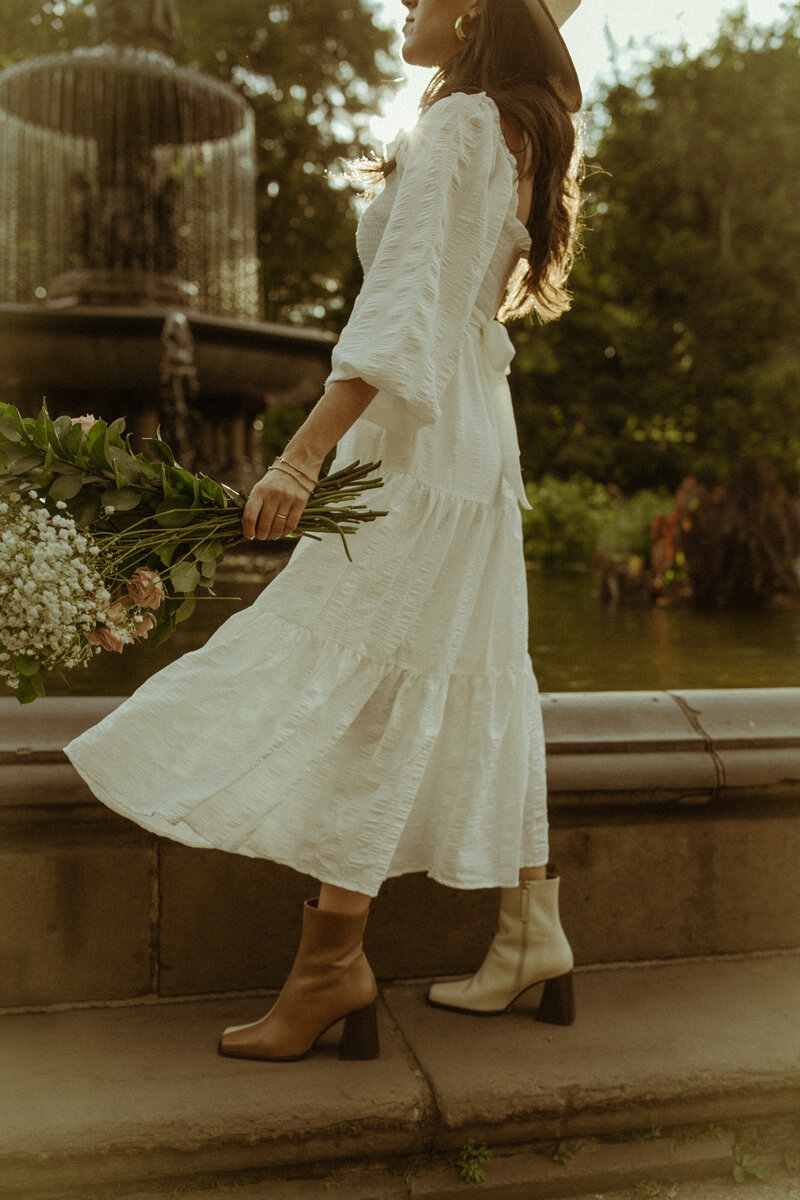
[427,872,575,1023]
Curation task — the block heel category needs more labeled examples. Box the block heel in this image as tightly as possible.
[339,1000,380,1060]
[536,970,575,1025]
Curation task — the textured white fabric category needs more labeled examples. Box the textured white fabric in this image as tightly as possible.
[65,91,550,897]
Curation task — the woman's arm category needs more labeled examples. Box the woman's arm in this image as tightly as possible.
[242,376,377,541]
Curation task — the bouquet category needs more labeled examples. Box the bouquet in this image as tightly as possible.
[0,402,385,702]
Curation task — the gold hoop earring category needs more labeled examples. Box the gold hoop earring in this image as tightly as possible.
[454,14,471,42]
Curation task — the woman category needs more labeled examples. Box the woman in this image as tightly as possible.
[65,0,583,1062]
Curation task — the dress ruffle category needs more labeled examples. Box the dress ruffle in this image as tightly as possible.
[65,93,550,896]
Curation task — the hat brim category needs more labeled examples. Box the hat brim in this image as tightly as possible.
[523,0,582,112]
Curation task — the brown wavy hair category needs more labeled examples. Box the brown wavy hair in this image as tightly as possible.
[370,0,582,322]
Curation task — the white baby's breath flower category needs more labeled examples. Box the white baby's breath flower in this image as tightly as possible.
[0,494,108,695]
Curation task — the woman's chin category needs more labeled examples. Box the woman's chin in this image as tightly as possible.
[401,37,435,68]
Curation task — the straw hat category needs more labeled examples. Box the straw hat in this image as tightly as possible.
[523,0,582,112]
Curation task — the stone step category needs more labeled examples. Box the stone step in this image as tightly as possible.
[2,954,798,1198]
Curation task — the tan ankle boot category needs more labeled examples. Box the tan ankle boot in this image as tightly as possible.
[427,871,575,1023]
[219,899,379,1061]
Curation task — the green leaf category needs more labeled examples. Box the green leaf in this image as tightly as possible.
[72,495,102,526]
[200,559,217,580]
[199,475,226,505]
[157,541,180,567]
[6,454,44,475]
[108,416,127,439]
[32,407,50,448]
[106,445,141,485]
[142,437,175,466]
[15,655,43,677]
[100,486,142,512]
[193,539,224,564]
[0,416,23,443]
[154,497,196,527]
[62,423,85,455]
[174,595,196,623]
[171,466,200,498]
[148,613,177,649]
[169,560,201,592]
[49,473,85,501]
[16,675,40,703]
[52,415,73,440]
[733,1165,746,1183]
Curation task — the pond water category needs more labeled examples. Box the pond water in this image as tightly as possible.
[48,554,800,697]
[527,569,800,692]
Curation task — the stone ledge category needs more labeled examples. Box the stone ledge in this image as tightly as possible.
[2,689,799,812]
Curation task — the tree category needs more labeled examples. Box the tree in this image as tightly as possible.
[0,0,399,327]
[512,5,800,492]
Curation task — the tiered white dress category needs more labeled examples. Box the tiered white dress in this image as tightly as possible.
[65,91,549,898]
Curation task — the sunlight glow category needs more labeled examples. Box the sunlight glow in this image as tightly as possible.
[370,0,787,144]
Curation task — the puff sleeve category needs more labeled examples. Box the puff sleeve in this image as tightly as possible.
[326,92,517,433]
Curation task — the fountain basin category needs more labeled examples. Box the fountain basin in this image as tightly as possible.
[0,303,335,414]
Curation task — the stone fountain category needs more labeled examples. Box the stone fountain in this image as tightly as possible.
[0,0,334,482]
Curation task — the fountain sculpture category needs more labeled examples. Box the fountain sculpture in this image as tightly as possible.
[0,0,334,481]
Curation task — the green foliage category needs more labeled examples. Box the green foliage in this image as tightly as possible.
[456,1139,493,1184]
[521,474,672,566]
[259,406,308,467]
[0,0,399,328]
[551,1140,572,1165]
[634,1183,678,1199]
[512,4,800,491]
[733,1144,770,1184]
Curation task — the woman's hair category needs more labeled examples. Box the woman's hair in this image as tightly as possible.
[369,0,582,322]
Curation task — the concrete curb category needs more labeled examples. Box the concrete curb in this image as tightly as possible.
[2,955,799,1197]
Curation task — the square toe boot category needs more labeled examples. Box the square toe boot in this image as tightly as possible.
[219,900,379,1061]
[427,873,575,1023]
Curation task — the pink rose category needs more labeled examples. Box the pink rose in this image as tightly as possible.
[87,625,133,653]
[72,414,97,434]
[132,611,157,640]
[125,567,165,611]
[105,601,128,625]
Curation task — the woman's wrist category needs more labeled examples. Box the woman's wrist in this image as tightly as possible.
[277,443,325,480]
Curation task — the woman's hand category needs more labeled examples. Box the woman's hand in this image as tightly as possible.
[242,464,317,541]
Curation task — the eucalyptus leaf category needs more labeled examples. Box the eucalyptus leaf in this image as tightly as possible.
[72,496,102,526]
[15,655,43,677]
[169,560,201,592]
[200,560,217,580]
[107,446,141,484]
[156,541,179,566]
[148,613,177,649]
[0,417,23,443]
[53,415,73,439]
[154,497,195,527]
[49,473,85,501]
[174,596,197,623]
[7,454,45,475]
[100,486,142,512]
[16,675,40,703]
[193,539,224,563]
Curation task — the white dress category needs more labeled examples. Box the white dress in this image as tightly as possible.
[65,91,549,898]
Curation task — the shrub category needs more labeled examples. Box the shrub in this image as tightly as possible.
[522,475,672,567]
